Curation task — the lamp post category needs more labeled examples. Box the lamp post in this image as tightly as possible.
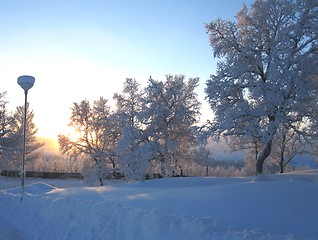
[17,75,35,201]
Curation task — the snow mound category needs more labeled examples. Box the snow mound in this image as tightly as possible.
[25,182,57,194]
[6,182,57,195]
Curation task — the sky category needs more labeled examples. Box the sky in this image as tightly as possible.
[1,0,254,150]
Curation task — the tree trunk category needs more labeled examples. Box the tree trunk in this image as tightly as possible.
[178,165,184,177]
[279,156,284,173]
[99,178,104,186]
[256,139,273,174]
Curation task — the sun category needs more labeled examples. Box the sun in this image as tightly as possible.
[61,126,82,142]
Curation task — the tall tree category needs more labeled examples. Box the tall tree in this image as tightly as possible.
[205,0,318,174]
[58,97,117,185]
[114,78,150,180]
[142,75,201,177]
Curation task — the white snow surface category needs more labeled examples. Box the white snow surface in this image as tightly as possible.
[1,170,318,240]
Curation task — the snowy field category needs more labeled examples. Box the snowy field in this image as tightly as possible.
[1,170,318,240]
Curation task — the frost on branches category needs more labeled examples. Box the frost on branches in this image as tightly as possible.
[59,76,203,182]
[58,97,118,185]
[205,0,318,174]
[0,92,43,172]
[115,76,201,179]
[114,78,151,180]
[141,75,201,177]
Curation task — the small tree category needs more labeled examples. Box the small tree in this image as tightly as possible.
[228,136,261,176]
[314,144,318,164]
[3,103,43,171]
[270,124,311,173]
[191,145,210,176]
[0,92,8,137]
[0,92,11,166]
[205,0,318,174]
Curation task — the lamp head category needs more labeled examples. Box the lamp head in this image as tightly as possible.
[17,75,35,92]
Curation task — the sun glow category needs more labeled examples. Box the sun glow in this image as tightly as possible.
[36,126,83,155]
[62,126,82,143]
[37,136,60,154]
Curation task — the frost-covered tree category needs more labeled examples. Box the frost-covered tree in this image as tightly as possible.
[32,153,84,173]
[114,78,142,129]
[227,135,261,175]
[269,124,308,173]
[191,145,210,176]
[314,144,318,163]
[116,126,154,180]
[142,75,201,177]
[205,0,318,174]
[114,78,151,180]
[58,97,117,185]
[0,92,13,169]
[0,92,8,137]
[3,104,43,171]
[0,92,9,156]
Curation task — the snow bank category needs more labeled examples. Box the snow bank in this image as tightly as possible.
[7,182,57,195]
[0,192,286,240]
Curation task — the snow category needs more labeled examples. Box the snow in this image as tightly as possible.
[1,170,318,239]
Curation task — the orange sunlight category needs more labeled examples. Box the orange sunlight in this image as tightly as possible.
[37,136,60,154]
[37,126,83,155]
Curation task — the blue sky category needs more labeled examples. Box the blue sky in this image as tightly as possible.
[1,0,254,143]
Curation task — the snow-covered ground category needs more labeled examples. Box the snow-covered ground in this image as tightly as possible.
[1,170,318,240]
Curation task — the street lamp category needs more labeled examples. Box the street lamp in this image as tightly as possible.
[17,75,35,201]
